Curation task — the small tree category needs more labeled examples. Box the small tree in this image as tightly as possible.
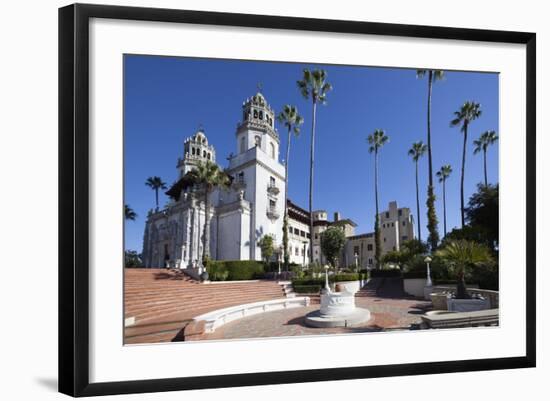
[436,239,494,299]
[258,234,275,264]
[145,176,167,210]
[125,250,142,268]
[320,227,346,268]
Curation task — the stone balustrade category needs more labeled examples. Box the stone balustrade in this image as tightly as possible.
[193,296,311,333]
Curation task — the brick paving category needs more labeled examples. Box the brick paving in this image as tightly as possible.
[199,296,432,341]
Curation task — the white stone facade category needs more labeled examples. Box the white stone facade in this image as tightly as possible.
[142,93,289,268]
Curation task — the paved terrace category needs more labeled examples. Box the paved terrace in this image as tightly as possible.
[125,270,431,344]
[197,285,431,341]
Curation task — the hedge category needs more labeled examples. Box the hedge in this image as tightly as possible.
[332,273,368,282]
[369,269,402,278]
[292,278,325,287]
[294,285,322,294]
[402,271,427,279]
[207,260,265,281]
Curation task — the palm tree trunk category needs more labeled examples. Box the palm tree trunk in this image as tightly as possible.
[427,71,434,188]
[483,148,488,187]
[415,161,421,241]
[460,122,468,227]
[374,149,381,268]
[155,188,159,210]
[283,126,292,271]
[374,150,379,219]
[426,71,439,250]
[443,179,447,236]
[308,100,317,265]
[202,189,210,264]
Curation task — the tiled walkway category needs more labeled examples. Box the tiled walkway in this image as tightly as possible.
[200,297,432,341]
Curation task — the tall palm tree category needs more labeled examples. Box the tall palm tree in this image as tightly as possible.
[436,164,452,237]
[277,104,304,271]
[473,130,498,187]
[297,69,332,264]
[408,141,428,241]
[416,69,444,251]
[186,160,231,265]
[368,129,389,268]
[451,101,482,227]
[145,176,167,210]
[124,204,137,221]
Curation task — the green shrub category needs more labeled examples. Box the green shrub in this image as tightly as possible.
[206,260,265,281]
[402,271,427,279]
[370,269,402,278]
[294,285,322,294]
[292,278,325,287]
[332,273,368,282]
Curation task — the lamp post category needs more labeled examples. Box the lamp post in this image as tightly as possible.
[423,255,433,300]
[278,246,282,275]
[424,256,433,287]
[324,264,330,292]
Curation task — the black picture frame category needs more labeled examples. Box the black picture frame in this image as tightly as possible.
[59,3,536,397]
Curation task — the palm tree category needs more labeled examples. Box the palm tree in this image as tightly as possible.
[417,69,444,251]
[408,141,428,241]
[124,204,137,221]
[473,130,498,187]
[297,69,332,264]
[186,160,231,265]
[145,176,167,210]
[451,101,482,227]
[277,104,304,271]
[368,129,389,268]
[436,239,493,299]
[436,164,453,237]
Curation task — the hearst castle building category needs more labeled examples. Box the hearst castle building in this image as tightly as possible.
[141,92,415,272]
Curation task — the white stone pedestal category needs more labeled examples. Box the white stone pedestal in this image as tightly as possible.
[305,289,371,328]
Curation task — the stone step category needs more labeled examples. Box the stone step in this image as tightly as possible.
[124,289,284,307]
[127,297,286,322]
[125,292,285,317]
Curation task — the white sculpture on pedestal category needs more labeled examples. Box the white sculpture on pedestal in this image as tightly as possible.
[305,265,371,328]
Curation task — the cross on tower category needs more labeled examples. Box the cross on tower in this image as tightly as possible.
[256,82,263,93]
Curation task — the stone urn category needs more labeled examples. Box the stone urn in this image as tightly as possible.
[430,293,450,310]
[200,271,209,282]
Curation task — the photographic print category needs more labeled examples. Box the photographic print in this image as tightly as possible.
[123,55,499,345]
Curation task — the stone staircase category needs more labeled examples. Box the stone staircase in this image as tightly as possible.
[355,277,407,298]
[356,277,383,297]
[124,268,286,344]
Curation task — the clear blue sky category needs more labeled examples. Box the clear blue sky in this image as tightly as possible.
[124,55,499,252]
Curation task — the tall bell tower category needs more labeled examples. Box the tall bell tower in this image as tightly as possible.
[236,92,279,160]
[177,128,217,178]
[226,91,286,260]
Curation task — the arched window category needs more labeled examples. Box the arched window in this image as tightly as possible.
[270,142,275,159]
[259,111,263,120]
[203,150,207,158]
[240,136,246,153]
[255,136,261,147]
